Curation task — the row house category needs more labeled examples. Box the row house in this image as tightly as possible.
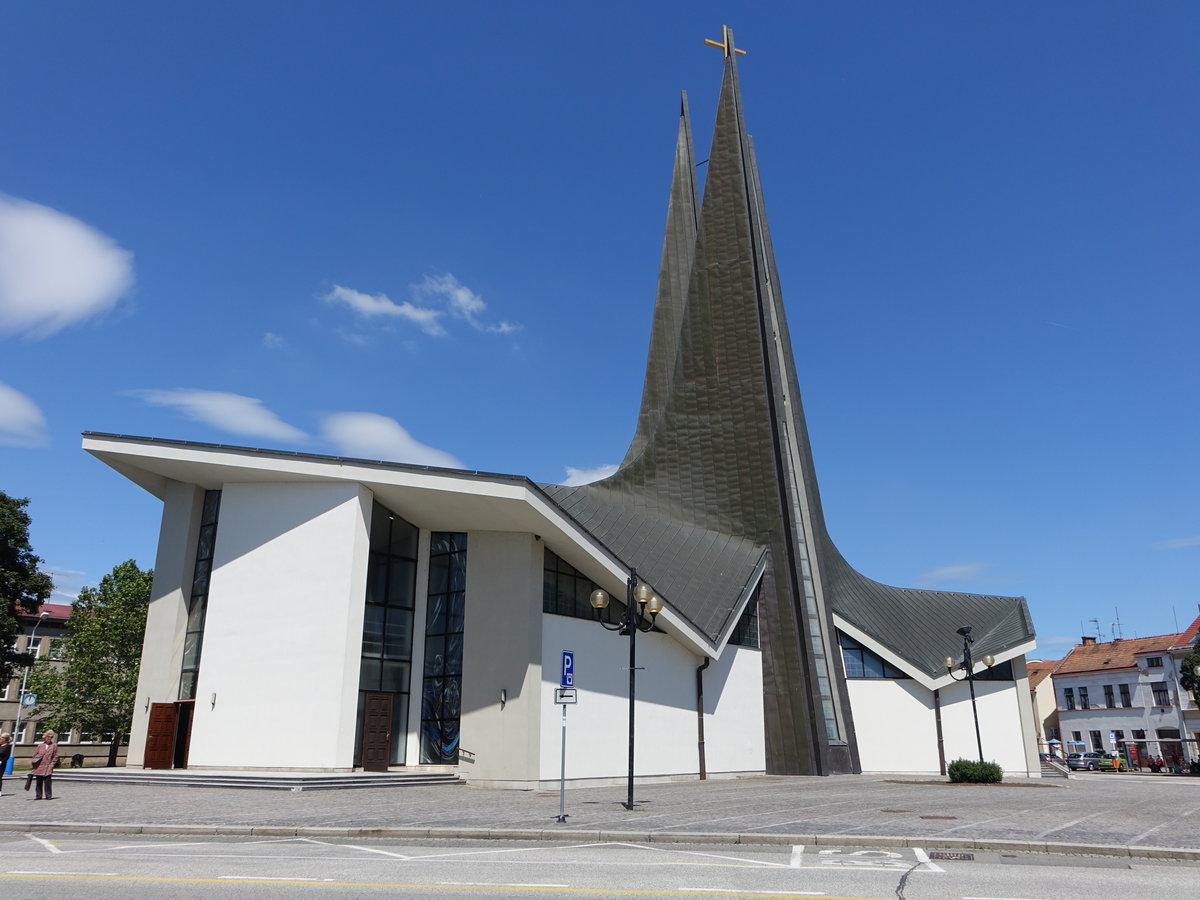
[1051,615,1200,768]
[2,603,71,745]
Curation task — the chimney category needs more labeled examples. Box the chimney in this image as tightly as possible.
[1082,636,1097,645]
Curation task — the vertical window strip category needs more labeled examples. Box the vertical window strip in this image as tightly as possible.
[179,489,220,700]
[356,503,419,767]
[421,533,467,764]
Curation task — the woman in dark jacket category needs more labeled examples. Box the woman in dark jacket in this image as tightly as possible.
[0,732,11,794]
[30,730,59,800]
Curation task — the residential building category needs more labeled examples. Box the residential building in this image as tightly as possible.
[1168,613,1200,757]
[1052,619,1200,767]
[1026,659,1061,752]
[1,603,71,747]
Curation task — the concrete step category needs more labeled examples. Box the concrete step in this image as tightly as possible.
[1041,761,1069,778]
[51,770,465,792]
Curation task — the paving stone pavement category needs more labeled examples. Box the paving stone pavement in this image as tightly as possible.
[2,772,1199,860]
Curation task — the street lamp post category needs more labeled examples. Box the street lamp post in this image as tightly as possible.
[944,625,995,763]
[590,569,663,810]
[12,611,50,752]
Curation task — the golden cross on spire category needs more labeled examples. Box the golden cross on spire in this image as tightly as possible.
[704,24,747,58]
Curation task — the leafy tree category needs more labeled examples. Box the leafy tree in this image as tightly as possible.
[0,491,54,683]
[1179,645,1200,699]
[27,560,152,766]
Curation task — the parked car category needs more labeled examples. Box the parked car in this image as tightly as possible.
[1067,751,1105,771]
[1098,753,1125,771]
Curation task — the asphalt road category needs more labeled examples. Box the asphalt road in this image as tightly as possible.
[1,833,1196,900]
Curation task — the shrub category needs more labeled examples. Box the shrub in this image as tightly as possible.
[947,758,1003,783]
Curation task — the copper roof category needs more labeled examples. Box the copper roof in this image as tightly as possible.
[1169,613,1200,651]
[1055,633,1181,675]
[1026,660,1060,689]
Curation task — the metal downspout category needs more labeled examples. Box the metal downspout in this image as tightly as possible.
[697,657,711,779]
[934,688,946,776]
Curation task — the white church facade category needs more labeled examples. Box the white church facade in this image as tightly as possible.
[85,32,1040,786]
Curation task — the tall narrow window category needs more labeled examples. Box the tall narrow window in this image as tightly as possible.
[356,503,418,767]
[1104,685,1115,708]
[1119,684,1132,707]
[1078,687,1090,709]
[421,533,467,764]
[1152,682,1171,706]
[1063,688,1075,710]
[180,490,220,700]
[1090,730,1103,751]
[728,584,760,648]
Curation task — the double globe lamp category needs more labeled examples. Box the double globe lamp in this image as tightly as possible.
[589,571,663,810]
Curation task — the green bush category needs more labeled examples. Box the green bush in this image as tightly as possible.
[947,758,1003,783]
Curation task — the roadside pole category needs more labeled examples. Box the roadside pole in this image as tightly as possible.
[555,650,576,823]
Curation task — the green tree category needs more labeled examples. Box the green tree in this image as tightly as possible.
[1,491,54,683]
[1179,645,1200,700]
[27,560,152,766]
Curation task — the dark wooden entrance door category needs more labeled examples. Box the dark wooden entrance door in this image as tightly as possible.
[360,692,394,772]
[144,703,178,769]
[172,700,195,769]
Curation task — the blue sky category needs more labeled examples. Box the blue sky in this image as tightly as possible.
[2,2,1197,660]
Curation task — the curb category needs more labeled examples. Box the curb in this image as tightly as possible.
[2,821,1199,862]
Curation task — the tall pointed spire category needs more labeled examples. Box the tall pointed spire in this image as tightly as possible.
[622,91,699,468]
[543,26,1033,776]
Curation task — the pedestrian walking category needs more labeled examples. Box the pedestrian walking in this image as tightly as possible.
[29,730,59,800]
[0,732,11,795]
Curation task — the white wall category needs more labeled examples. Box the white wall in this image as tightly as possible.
[938,679,1035,775]
[458,532,544,785]
[187,481,371,770]
[847,679,939,773]
[849,677,1037,776]
[538,615,765,785]
[127,480,204,767]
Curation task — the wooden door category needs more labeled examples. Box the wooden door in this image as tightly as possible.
[144,703,178,769]
[172,700,195,769]
[360,692,394,772]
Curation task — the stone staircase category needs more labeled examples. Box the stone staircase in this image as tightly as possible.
[51,769,464,792]
[1040,758,1070,778]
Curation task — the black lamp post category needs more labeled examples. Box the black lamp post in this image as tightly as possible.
[944,625,995,763]
[590,569,663,810]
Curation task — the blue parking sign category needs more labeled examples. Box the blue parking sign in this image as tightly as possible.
[561,650,574,687]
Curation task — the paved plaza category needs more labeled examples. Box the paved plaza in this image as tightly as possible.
[3,771,1200,860]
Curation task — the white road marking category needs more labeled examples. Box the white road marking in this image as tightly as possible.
[789,844,804,867]
[911,846,944,873]
[8,871,119,876]
[962,896,1050,900]
[25,836,62,854]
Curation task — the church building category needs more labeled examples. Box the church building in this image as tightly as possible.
[84,29,1040,785]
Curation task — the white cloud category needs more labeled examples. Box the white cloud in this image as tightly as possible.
[0,381,49,446]
[1157,535,1200,549]
[132,389,308,443]
[262,332,286,349]
[914,561,991,587]
[415,274,521,334]
[321,412,463,468]
[561,463,619,486]
[0,195,134,339]
[322,284,446,336]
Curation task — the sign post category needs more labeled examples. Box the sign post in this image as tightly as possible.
[555,651,576,823]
